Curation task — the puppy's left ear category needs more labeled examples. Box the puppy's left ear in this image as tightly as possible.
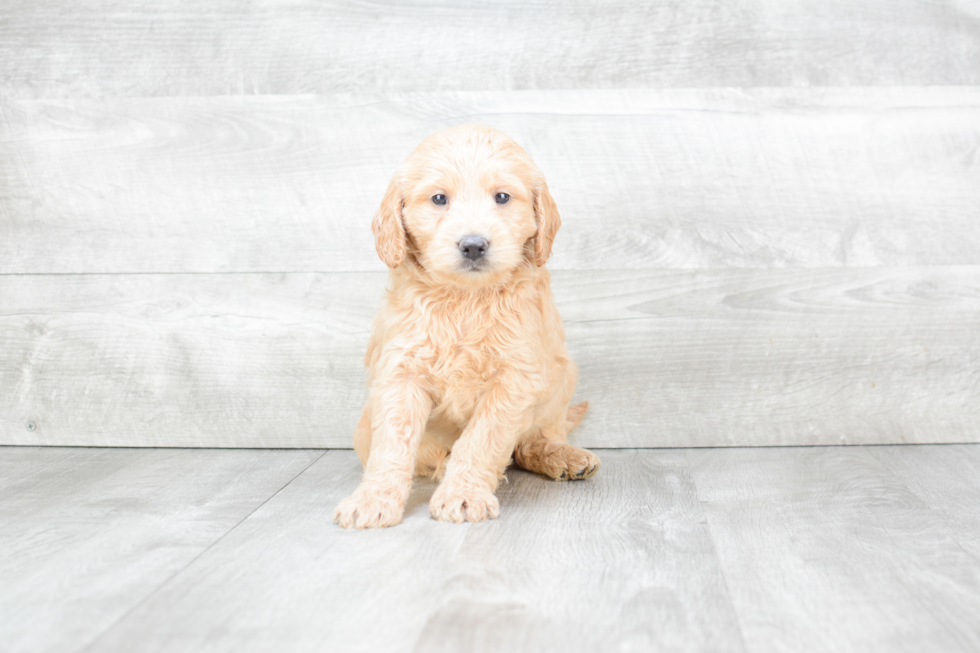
[371,176,407,268]
[533,175,561,267]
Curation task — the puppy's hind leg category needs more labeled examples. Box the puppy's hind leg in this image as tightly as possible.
[514,402,600,481]
[565,400,588,434]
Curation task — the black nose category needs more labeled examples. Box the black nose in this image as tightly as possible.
[458,236,489,261]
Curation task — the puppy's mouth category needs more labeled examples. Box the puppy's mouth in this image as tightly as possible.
[458,258,491,273]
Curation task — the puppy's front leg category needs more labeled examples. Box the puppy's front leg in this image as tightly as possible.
[334,375,431,529]
[430,383,532,523]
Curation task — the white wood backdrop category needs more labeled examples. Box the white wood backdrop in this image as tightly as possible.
[2,2,979,448]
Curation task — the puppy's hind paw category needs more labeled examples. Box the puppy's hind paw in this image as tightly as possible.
[516,442,600,481]
[333,486,405,529]
[555,446,600,481]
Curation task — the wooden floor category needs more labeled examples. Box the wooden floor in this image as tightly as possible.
[3,445,979,653]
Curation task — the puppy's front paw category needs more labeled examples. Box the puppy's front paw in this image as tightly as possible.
[429,484,500,523]
[333,485,405,529]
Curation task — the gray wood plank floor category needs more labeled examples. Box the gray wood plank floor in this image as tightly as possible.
[0,447,324,653]
[2,446,978,653]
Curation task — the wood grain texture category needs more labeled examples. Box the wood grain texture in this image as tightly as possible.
[870,444,980,560]
[80,450,745,653]
[81,450,471,653]
[2,88,979,274]
[562,267,980,447]
[7,447,978,652]
[0,273,376,448]
[411,450,744,653]
[1,1,978,99]
[2,267,977,448]
[689,446,980,652]
[0,447,323,653]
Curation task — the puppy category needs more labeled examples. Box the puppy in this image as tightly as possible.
[334,124,599,529]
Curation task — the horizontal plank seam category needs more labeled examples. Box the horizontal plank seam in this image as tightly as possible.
[77,449,328,653]
[0,271,389,277]
[3,263,979,278]
[3,87,980,102]
[4,444,979,452]
[9,443,980,452]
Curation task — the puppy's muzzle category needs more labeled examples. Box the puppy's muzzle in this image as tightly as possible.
[458,236,489,261]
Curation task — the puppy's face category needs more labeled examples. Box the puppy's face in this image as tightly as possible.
[373,125,560,285]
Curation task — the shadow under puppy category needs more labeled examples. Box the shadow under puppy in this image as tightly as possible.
[334,124,599,529]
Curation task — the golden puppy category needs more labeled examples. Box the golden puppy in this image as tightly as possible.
[334,124,599,529]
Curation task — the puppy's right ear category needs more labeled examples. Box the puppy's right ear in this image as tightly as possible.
[371,176,407,268]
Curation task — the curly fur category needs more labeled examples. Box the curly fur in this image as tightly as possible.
[334,125,599,529]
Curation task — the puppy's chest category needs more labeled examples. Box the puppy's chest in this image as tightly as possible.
[424,316,511,382]
[415,308,537,396]
[422,321,518,423]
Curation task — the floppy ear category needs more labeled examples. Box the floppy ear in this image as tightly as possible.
[371,176,407,268]
[533,176,561,267]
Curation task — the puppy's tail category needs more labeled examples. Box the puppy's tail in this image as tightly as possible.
[565,401,589,434]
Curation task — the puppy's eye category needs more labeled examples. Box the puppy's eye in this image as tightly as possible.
[431,194,447,206]
[494,192,510,205]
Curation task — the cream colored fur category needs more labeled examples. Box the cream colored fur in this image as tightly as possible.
[334,124,599,529]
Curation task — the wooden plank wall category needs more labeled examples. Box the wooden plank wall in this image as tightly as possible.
[2,2,979,448]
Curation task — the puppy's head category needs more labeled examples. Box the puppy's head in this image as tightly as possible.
[372,125,560,284]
